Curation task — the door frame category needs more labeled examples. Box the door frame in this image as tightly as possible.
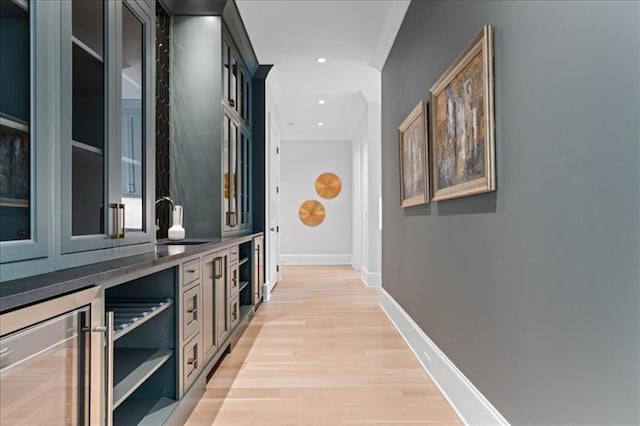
[265,111,281,299]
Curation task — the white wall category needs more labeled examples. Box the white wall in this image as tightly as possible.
[352,100,382,286]
[280,140,353,264]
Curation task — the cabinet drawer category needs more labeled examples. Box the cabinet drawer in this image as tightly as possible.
[230,295,240,330]
[228,245,239,264]
[182,284,201,341]
[229,263,239,296]
[182,333,201,391]
[182,259,200,285]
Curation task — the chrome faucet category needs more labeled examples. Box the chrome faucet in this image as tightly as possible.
[155,196,175,231]
[155,196,175,211]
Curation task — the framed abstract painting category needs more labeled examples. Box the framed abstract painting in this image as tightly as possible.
[398,100,428,207]
[430,25,495,201]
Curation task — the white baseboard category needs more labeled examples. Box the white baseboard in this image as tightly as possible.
[379,288,509,426]
[262,282,271,302]
[360,266,381,287]
[280,254,352,265]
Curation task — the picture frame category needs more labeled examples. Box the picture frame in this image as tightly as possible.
[430,25,495,201]
[398,100,429,207]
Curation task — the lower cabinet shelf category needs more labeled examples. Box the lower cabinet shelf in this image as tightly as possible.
[113,397,178,426]
[106,298,174,340]
[113,348,173,409]
[239,305,252,322]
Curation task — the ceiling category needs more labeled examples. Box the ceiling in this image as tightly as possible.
[236,0,409,141]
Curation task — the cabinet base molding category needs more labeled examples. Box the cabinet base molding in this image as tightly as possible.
[379,288,509,426]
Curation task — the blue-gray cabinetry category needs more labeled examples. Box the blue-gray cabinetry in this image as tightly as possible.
[0,0,55,274]
[171,18,255,239]
[59,0,155,258]
[0,0,156,281]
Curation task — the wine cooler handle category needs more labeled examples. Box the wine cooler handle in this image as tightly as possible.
[105,311,114,426]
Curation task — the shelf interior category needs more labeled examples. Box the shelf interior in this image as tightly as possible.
[239,305,252,322]
[113,397,178,426]
[239,280,249,292]
[239,257,249,266]
[106,298,173,341]
[113,348,173,409]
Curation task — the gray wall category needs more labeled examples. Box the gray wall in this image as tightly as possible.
[381,1,639,424]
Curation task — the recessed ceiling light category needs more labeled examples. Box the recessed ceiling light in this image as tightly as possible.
[318,100,325,105]
[317,122,324,127]
[316,57,327,64]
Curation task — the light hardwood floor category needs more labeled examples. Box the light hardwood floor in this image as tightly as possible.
[186,265,461,425]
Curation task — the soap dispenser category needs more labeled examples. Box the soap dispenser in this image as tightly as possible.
[168,205,185,240]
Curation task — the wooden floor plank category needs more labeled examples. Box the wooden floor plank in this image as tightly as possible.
[186,265,462,425]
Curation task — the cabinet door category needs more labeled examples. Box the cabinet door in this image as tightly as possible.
[60,0,113,253]
[60,0,154,254]
[202,253,223,361]
[116,1,154,245]
[0,0,52,265]
[215,255,230,345]
[253,236,263,305]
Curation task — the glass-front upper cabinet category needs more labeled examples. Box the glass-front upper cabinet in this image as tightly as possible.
[0,0,51,266]
[61,0,154,255]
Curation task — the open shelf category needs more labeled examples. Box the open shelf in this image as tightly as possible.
[72,140,104,155]
[113,397,178,426]
[239,257,249,266]
[113,348,173,409]
[106,298,173,340]
[239,280,249,292]
[72,36,103,62]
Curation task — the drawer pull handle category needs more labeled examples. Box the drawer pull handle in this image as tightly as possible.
[187,269,197,273]
[187,307,197,314]
[187,357,197,365]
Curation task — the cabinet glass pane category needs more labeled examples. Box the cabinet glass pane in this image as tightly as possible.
[229,121,237,225]
[241,133,249,226]
[239,70,245,120]
[0,308,90,425]
[120,4,144,232]
[223,116,229,226]
[244,77,250,125]
[230,55,237,110]
[71,0,105,236]
[0,0,30,242]
[223,40,229,104]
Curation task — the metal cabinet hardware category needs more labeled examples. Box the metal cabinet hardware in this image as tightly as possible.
[105,311,114,426]
[110,203,125,239]
[214,257,223,279]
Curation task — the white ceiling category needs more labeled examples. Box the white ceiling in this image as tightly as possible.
[236,0,409,140]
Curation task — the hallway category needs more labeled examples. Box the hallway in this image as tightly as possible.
[186,266,461,425]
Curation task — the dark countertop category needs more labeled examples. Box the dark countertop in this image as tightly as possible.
[0,233,261,314]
